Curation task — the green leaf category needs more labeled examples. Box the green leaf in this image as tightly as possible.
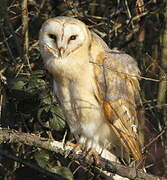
[49,166,73,180]
[38,90,52,105]
[34,150,50,169]
[9,78,27,91]
[31,70,45,78]
[35,150,73,180]
[49,106,65,131]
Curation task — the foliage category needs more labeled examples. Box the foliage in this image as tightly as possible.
[0,0,167,179]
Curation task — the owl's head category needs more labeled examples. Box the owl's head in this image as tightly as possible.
[39,16,91,62]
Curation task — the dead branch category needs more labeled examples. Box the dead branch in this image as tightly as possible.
[0,128,166,180]
[157,4,167,172]
[157,6,167,106]
[21,0,31,70]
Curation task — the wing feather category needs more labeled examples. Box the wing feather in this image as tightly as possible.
[91,32,142,160]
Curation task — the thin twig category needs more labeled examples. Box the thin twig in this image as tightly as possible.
[143,127,167,150]
[90,61,166,82]
[21,0,31,71]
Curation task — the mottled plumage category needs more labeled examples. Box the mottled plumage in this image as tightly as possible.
[39,16,142,163]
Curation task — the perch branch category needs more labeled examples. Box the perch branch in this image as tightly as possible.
[0,128,167,180]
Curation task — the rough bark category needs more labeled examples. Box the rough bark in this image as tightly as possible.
[0,128,167,180]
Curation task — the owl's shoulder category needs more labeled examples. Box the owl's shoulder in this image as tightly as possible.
[90,31,140,77]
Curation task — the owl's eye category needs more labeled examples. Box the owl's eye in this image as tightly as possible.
[49,34,57,41]
[69,35,77,41]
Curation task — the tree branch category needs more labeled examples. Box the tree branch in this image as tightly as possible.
[0,128,166,180]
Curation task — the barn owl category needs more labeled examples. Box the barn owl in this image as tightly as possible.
[39,16,142,164]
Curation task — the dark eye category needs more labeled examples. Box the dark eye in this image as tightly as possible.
[48,34,57,41]
[69,35,77,41]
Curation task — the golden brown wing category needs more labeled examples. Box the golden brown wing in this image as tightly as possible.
[90,33,142,160]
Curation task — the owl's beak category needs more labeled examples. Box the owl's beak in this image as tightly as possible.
[58,47,65,57]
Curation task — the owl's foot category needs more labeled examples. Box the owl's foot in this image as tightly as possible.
[66,142,100,165]
[84,148,100,165]
[66,142,83,154]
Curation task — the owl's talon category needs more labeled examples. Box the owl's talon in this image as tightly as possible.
[66,142,83,154]
[66,142,100,164]
[84,148,100,165]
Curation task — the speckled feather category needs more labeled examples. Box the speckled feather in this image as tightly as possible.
[91,32,141,160]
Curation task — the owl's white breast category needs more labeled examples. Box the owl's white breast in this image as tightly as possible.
[45,54,90,83]
[53,61,115,150]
